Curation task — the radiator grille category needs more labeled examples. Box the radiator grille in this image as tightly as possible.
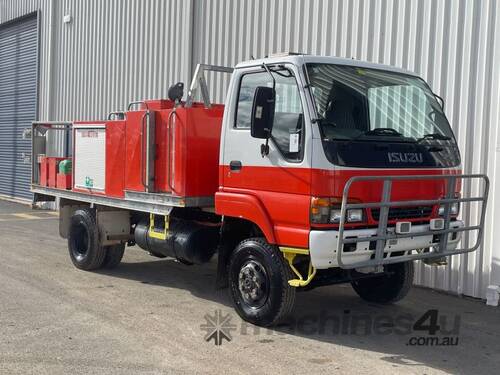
[371,206,433,221]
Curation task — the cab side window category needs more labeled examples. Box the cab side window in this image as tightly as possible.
[235,72,269,129]
[235,69,304,161]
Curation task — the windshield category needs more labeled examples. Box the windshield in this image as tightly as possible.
[306,63,460,168]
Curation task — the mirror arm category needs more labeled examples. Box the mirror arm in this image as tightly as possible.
[262,63,276,92]
[260,139,270,157]
[259,63,275,157]
[434,93,445,110]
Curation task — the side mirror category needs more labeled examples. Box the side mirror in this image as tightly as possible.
[250,86,275,139]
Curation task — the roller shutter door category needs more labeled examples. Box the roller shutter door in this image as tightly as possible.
[0,14,38,200]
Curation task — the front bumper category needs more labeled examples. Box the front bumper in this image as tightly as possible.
[310,220,464,269]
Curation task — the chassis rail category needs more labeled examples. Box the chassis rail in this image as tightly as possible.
[336,174,489,269]
[32,185,214,215]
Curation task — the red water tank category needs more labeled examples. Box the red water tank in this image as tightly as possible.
[124,102,224,199]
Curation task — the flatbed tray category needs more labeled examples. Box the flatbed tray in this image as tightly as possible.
[31,185,214,215]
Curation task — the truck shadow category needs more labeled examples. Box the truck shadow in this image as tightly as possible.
[98,252,498,374]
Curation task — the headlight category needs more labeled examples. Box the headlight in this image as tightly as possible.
[311,197,364,224]
[438,202,460,216]
[330,209,342,223]
[347,208,363,222]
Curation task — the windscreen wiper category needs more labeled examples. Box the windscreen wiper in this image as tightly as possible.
[363,128,404,137]
[347,127,412,143]
[417,133,451,142]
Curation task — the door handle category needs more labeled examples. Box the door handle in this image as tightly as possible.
[229,160,242,172]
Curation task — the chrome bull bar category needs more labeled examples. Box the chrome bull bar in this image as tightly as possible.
[336,174,489,269]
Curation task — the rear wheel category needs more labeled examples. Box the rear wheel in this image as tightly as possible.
[351,261,414,304]
[68,208,106,270]
[228,237,296,326]
[102,243,125,269]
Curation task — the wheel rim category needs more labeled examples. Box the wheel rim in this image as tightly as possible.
[238,260,269,308]
[71,223,89,261]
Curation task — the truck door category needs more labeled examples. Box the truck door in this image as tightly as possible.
[221,65,312,247]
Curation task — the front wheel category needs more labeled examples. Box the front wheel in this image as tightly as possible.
[351,261,414,304]
[228,238,296,327]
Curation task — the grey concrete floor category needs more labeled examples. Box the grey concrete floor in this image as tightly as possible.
[0,199,499,374]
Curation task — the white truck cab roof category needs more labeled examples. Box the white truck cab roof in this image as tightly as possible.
[235,53,419,78]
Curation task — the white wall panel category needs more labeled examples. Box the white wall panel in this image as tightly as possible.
[1,0,499,298]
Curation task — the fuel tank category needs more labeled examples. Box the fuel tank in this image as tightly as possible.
[134,218,220,264]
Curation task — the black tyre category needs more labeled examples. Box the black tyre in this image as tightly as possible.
[102,243,125,269]
[68,208,106,270]
[351,261,414,304]
[228,237,296,326]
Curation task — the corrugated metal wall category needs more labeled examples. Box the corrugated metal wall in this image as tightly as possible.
[1,0,499,299]
[48,0,193,121]
[0,14,38,199]
[0,0,38,23]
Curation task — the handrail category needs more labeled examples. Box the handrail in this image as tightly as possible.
[166,109,178,193]
[140,112,148,190]
[33,121,73,126]
[185,63,233,108]
[107,111,125,120]
[127,100,149,111]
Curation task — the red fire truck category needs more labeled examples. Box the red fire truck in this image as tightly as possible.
[31,54,489,326]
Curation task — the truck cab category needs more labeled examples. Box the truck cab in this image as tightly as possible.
[218,54,461,264]
[214,54,486,325]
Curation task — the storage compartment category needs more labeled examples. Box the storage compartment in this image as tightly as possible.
[72,121,126,197]
[73,124,106,191]
[104,120,126,197]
